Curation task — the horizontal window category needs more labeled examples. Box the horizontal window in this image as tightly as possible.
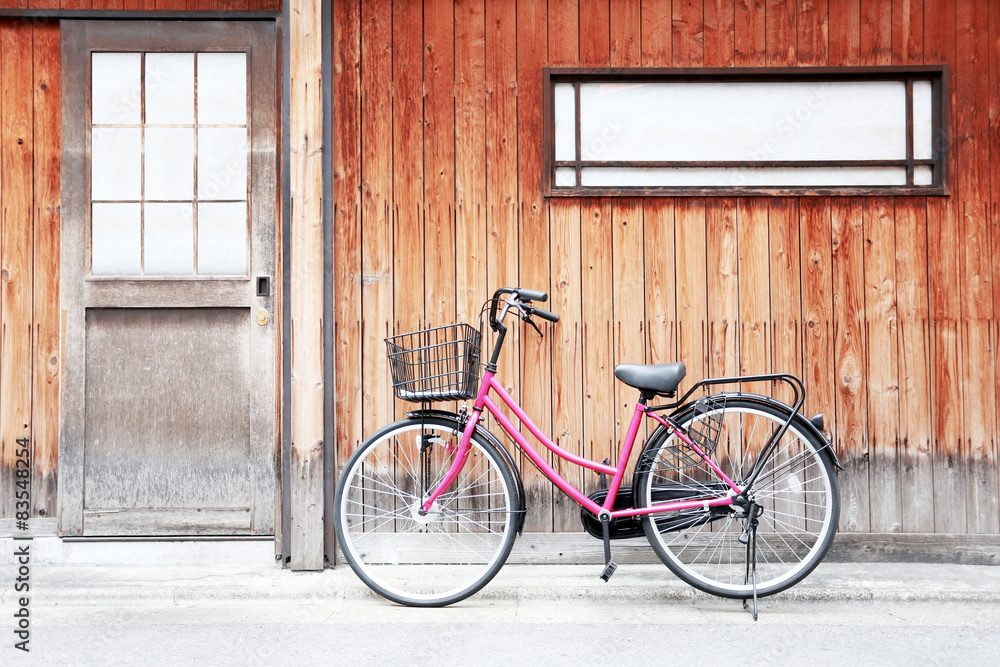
[544,67,948,196]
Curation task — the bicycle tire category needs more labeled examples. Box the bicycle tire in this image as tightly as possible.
[334,416,519,606]
[634,398,839,599]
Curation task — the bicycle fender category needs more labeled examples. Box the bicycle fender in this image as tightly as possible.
[405,409,527,535]
[664,393,843,471]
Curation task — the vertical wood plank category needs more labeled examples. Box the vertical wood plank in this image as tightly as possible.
[765,0,796,66]
[706,199,739,379]
[580,0,611,66]
[454,0,487,325]
[550,201,583,530]
[734,0,765,66]
[796,0,828,66]
[828,0,860,66]
[549,0,581,65]
[675,199,708,395]
[612,199,646,470]
[610,0,641,67]
[831,197,869,533]
[990,0,1000,535]
[891,0,922,65]
[768,199,802,404]
[333,0,362,481]
[1,22,34,518]
[644,199,676,369]
[581,200,614,494]
[360,0,394,446]
[516,0,553,532]
[925,0,965,534]
[860,0,892,65]
[800,198,837,447]
[672,0,704,66]
[641,0,673,67]
[392,0,425,340]
[895,199,934,532]
[704,0,735,67]
[424,0,456,328]
[289,0,325,569]
[31,22,60,518]
[864,198,901,533]
[737,199,771,391]
[956,0,998,533]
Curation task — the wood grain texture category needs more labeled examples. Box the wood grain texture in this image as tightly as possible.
[672,0,704,66]
[799,198,836,441]
[640,0,672,67]
[737,199,770,391]
[703,0,734,67]
[706,198,738,379]
[31,22,60,518]
[796,0,828,66]
[675,198,708,395]
[831,197,869,533]
[1,22,34,517]
[612,198,645,471]
[735,0,765,67]
[768,198,802,405]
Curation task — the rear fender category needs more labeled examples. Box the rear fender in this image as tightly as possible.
[405,409,527,535]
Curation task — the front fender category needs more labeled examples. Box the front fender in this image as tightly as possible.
[405,409,527,535]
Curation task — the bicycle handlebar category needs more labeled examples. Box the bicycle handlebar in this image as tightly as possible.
[488,287,559,331]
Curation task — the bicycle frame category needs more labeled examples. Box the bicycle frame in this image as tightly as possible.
[419,370,741,519]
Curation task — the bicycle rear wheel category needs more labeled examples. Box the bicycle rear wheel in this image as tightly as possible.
[635,398,839,598]
[334,416,519,606]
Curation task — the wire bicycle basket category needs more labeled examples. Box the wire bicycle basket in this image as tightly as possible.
[386,323,483,402]
[659,396,727,472]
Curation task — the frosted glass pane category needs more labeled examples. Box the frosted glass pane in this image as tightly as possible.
[581,166,907,187]
[145,203,194,275]
[145,128,194,200]
[198,202,247,275]
[554,84,576,162]
[92,53,141,125]
[92,127,141,200]
[914,165,933,185]
[92,203,141,276]
[198,128,248,200]
[913,80,933,160]
[146,53,195,125]
[555,168,576,186]
[579,81,907,162]
[197,53,248,125]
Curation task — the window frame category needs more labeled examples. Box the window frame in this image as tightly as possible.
[542,65,950,197]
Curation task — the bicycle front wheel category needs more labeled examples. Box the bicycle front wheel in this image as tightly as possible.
[334,416,519,606]
[635,398,839,598]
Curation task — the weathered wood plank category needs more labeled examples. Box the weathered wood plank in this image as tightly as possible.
[360,0,394,445]
[956,0,998,534]
[675,198,708,396]
[550,201,584,531]
[891,0,922,65]
[581,199,614,494]
[827,0,860,66]
[454,0,487,325]
[706,198,738,379]
[864,198,901,533]
[765,0,796,66]
[333,0,362,481]
[703,0,734,67]
[1,21,34,519]
[549,0,580,65]
[990,0,1000,539]
[423,0,456,328]
[516,0,553,532]
[925,0,965,535]
[737,199,770,393]
[860,0,892,65]
[610,0,640,67]
[640,0,672,67]
[799,197,836,446]
[796,0,828,66]
[672,0,704,66]
[831,197,869,534]
[768,199,802,405]
[289,0,325,569]
[31,21,60,519]
[643,199,676,369]
[734,0,765,67]
[580,0,610,66]
[612,199,645,473]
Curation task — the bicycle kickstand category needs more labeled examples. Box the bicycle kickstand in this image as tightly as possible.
[740,503,763,621]
[599,511,618,582]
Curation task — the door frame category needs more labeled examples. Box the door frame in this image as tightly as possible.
[58,19,280,537]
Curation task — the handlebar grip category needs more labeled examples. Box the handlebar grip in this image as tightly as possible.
[532,307,559,323]
[516,288,548,303]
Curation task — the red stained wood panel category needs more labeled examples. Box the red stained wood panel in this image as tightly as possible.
[796,0,828,66]
[580,0,611,66]
[704,0,735,68]
[672,0,704,66]
[768,198,802,405]
[766,0,797,66]
[1,22,34,516]
[706,198,738,379]
[828,0,861,66]
[735,0,765,67]
[641,0,672,67]
[675,198,708,396]
[799,198,836,447]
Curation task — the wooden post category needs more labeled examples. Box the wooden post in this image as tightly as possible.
[289,0,325,570]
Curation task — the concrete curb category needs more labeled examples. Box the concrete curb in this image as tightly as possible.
[8,563,1000,607]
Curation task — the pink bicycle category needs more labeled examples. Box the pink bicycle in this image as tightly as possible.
[335,287,840,614]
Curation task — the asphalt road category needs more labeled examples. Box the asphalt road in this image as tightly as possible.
[7,596,1000,666]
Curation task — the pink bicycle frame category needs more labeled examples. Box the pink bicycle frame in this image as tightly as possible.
[420,370,741,519]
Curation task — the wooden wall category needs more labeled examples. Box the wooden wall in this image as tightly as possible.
[332,0,1000,536]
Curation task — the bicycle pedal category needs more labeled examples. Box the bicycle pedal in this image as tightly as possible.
[600,561,618,582]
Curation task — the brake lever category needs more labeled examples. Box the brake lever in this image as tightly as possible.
[522,310,543,338]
